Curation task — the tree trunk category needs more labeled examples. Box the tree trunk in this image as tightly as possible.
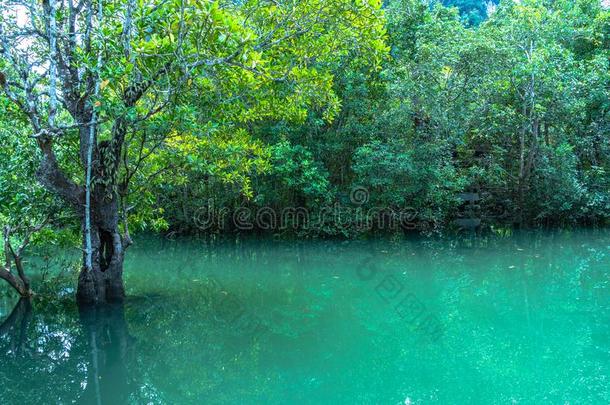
[0,270,31,298]
[36,138,127,304]
[76,191,126,304]
[1,226,37,298]
[76,139,126,305]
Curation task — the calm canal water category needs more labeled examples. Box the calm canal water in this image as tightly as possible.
[0,230,609,404]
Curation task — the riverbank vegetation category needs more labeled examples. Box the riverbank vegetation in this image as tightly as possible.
[133,0,609,236]
[0,0,609,300]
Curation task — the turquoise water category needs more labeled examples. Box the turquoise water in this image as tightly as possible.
[0,230,609,404]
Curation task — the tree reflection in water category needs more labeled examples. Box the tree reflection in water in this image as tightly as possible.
[78,304,132,405]
[0,289,265,404]
[0,299,32,357]
[0,299,133,404]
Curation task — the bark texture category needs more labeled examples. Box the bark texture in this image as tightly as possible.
[76,140,127,305]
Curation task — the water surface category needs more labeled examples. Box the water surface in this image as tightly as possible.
[1,230,609,404]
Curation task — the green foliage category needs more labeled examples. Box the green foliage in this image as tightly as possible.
[262,141,332,206]
[150,0,610,234]
[353,140,464,226]
[443,0,499,26]
[0,98,78,246]
[1,0,609,240]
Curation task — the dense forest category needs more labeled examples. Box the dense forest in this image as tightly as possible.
[0,0,608,301]
[163,0,607,236]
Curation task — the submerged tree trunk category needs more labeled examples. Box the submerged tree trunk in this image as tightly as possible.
[76,149,126,305]
[77,218,126,304]
[36,135,127,305]
[34,135,127,304]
